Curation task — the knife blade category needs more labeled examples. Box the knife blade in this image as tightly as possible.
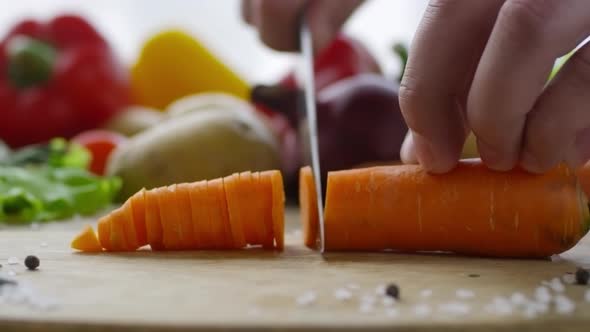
[299,12,326,253]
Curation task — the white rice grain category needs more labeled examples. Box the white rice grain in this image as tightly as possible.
[420,289,433,298]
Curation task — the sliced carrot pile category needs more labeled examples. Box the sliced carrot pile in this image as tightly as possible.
[300,160,590,258]
[72,170,286,252]
[71,225,103,252]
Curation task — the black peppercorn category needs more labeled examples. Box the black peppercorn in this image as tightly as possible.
[385,283,400,299]
[24,255,40,270]
[576,267,589,285]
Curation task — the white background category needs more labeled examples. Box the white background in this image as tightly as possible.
[0,0,429,84]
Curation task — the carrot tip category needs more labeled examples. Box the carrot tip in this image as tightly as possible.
[71,225,103,252]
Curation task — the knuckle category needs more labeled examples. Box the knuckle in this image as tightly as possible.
[499,0,554,43]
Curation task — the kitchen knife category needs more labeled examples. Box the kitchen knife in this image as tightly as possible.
[299,11,326,253]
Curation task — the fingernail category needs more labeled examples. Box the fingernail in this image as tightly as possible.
[400,131,418,164]
[411,132,436,168]
[520,150,546,174]
[574,127,590,167]
[476,137,515,171]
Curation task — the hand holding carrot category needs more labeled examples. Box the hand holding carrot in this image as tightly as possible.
[244,0,590,174]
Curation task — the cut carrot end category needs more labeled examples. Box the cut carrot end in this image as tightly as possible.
[299,166,319,249]
[71,225,103,252]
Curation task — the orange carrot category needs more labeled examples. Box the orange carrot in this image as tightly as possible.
[122,200,141,250]
[188,180,212,248]
[71,225,103,252]
[109,209,130,251]
[176,183,198,248]
[205,179,233,249]
[145,188,165,250]
[72,170,285,252]
[223,173,247,248]
[260,170,285,250]
[299,166,319,249]
[97,216,112,251]
[129,189,148,247]
[301,159,590,258]
[237,171,259,245]
[253,172,275,249]
[158,186,184,250]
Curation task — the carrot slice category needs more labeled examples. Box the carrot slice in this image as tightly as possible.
[253,172,274,249]
[157,186,184,250]
[145,187,165,250]
[223,173,247,248]
[188,180,211,249]
[299,166,319,249]
[97,215,112,251]
[260,170,285,250]
[71,225,103,252]
[121,200,140,250]
[205,179,233,249]
[238,171,262,246]
[176,183,197,248]
[129,189,148,247]
[109,207,131,251]
[168,184,194,248]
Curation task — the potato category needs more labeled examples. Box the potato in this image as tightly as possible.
[104,106,165,136]
[106,107,281,200]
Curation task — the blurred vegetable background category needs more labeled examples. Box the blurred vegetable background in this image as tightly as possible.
[0,0,577,221]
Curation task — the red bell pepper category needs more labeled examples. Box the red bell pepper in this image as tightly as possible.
[280,33,381,91]
[0,14,131,148]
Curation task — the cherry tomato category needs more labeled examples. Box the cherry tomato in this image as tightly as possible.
[71,129,126,175]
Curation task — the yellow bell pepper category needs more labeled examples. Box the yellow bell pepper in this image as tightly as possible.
[130,29,249,110]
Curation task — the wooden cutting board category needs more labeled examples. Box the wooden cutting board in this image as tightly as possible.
[1,207,589,332]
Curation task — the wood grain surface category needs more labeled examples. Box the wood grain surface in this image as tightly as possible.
[0,207,589,332]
